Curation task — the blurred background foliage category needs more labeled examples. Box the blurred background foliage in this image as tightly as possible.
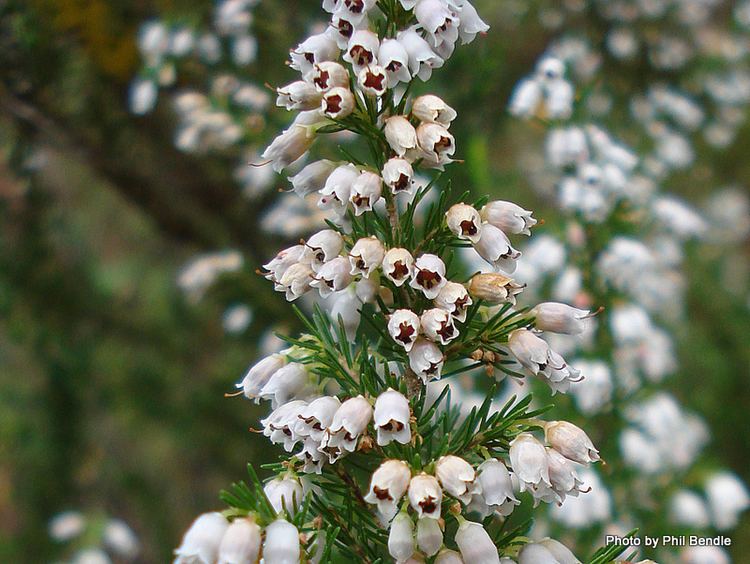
[0,0,748,561]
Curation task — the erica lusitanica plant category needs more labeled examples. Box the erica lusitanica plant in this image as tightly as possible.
[172,1,635,562]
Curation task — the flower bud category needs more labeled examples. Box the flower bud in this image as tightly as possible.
[420,308,458,345]
[537,538,581,564]
[530,302,593,335]
[365,459,412,521]
[434,282,472,322]
[388,309,421,352]
[507,329,582,394]
[383,248,415,286]
[375,389,411,445]
[410,254,447,299]
[262,122,317,173]
[481,201,537,236]
[308,61,349,92]
[474,224,521,273]
[264,476,304,516]
[259,363,310,408]
[174,512,228,564]
[263,245,307,284]
[473,459,519,515]
[358,65,388,97]
[544,421,600,465]
[412,94,457,126]
[417,517,443,556]
[218,518,261,564]
[408,338,444,383]
[350,171,383,215]
[385,116,418,157]
[388,512,415,562]
[319,164,359,216]
[446,203,482,243]
[454,520,500,564]
[509,433,551,490]
[382,158,415,195]
[322,87,356,119]
[468,272,525,305]
[408,473,443,519]
[261,399,308,451]
[349,236,386,277]
[263,519,300,564]
[277,262,315,301]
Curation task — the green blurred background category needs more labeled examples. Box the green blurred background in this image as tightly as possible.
[0,0,748,561]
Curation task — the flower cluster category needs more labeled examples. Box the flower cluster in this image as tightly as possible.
[49,510,140,564]
[170,2,635,563]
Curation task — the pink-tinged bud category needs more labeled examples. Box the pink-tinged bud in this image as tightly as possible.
[544,421,600,465]
[481,200,537,236]
[385,116,418,157]
[374,389,411,446]
[349,236,386,277]
[435,455,475,504]
[408,473,443,519]
[365,459,412,522]
[408,338,444,383]
[420,308,458,345]
[467,273,525,305]
[454,520,500,564]
[262,121,318,173]
[446,203,482,243]
[321,87,356,119]
[412,94,457,126]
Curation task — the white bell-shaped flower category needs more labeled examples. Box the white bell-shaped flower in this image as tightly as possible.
[454,520,500,564]
[307,61,349,92]
[321,395,373,456]
[544,421,600,465]
[412,94,457,126]
[473,224,521,273]
[530,302,593,335]
[417,517,443,557]
[261,399,308,451]
[349,236,386,277]
[304,229,344,269]
[509,433,551,491]
[344,30,380,71]
[408,338,444,383]
[237,354,286,400]
[364,459,412,522]
[415,0,459,54]
[319,164,359,217]
[385,116,419,157]
[421,308,458,345]
[410,254,447,299]
[259,363,310,408]
[276,80,321,111]
[358,65,388,97]
[217,517,261,564]
[453,0,490,44]
[290,160,337,197]
[382,158,415,195]
[350,171,383,215]
[546,447,587,503]
[481,201,536,236]
[435,549,464,564]
[434,282,472,323]
[416,122,455,169]
[310,256,352,297]
[295,395,341,442]
[507,329,583,394]
[383,248,415,286]
[321,87,356,119]
[388,309,421,351]
[263,519,300,564]
[264,476,304,516]
[408,473,443,519]
[435,455,475,503]
[472,459,520,515]
[174,512,228,564]
[290,33,339,74]
[396,27,444,82]
[277,262,315,302]
[446,203,482,243]
[388,512,415,562]
[263,245,308,284]
[374,388,411,445]
[379,39,412,86]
